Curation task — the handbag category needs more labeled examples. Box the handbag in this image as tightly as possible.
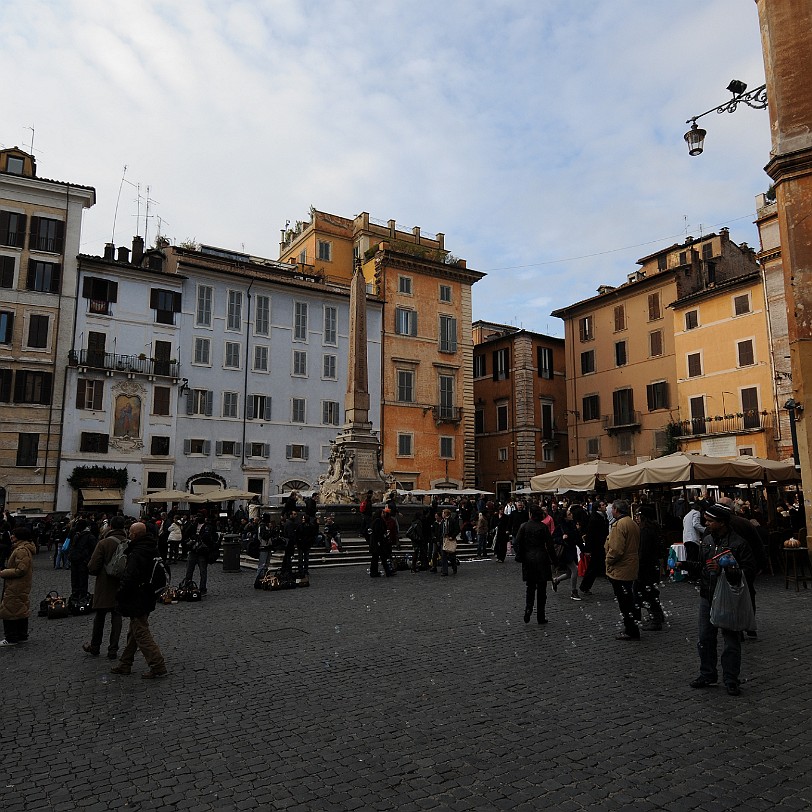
[68,593,94,616]
[39,590,61,617]
[46,594,70,619]
[577,553,591,577]
[709,570,755,631]
[442,537,457,553]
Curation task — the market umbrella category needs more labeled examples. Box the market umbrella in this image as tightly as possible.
[604,452,763,490]
[140,489,192,503]
[737,456,801,484]
[531,460,627,492]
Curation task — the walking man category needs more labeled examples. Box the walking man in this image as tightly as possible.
[84,515,126,659]
[606,499,640,640]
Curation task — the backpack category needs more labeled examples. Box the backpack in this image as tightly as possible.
[104,539,128,578]
[146,557,170,596]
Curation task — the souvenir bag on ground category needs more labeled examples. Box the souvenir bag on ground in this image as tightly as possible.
[176,578,201,602]
[160,586,178,604]
[264,567,296,591]
[39,590,63,617]
[46,593,70,619]
[68,592,94,616]
[709,569,755,632]
[104,539,129,578]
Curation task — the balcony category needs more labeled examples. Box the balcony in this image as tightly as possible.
[68,349,179,379]
[672,411,774,438]
[602,410,642,433]
[432,405,463,424]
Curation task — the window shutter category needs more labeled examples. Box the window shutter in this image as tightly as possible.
[13,371,25,402]
[303,445,309,460]
[492,351,498,381]
[215,441,223,456]
[646,384,654,412]
[50,265,61,292]
[173,292,182,312]
[100,434,109,453]
[205,391,213,416]
[0,369,11,401]
[93,381,103,410]
[150,289,160,309]
[505,348,510,379]
[26,260,36,289]
[263,443,270,457]
[185,391,194,415]
[41,373,52,404]
[108,281,118,303]
[4,311,13,339]
[29,216,39,249]
[82,277,93,298]
[76,379,86,408]
[203,441,211,455]
[247,398,254,420]
[53,220,65,254]
[184,439,191,454]
[235,442,242,457]
[738,340,754,367]
[286,444,292,459]
[0,211,8,245]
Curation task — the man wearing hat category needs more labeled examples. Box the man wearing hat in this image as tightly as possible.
[688,503,756,696]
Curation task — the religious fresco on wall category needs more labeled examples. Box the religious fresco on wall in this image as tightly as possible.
[113,394,141,437]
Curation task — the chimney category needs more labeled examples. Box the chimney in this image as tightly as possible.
[132,235,144,266]
[103,243,116,261]
[117,246,130,263]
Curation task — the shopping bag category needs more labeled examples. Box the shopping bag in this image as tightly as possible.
[709,570,755,631]
[577,553,591,577]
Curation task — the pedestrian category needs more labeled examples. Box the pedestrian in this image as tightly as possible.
[682,499,706,567]
[514,505,558,624]
[493,507,510,563]
[439,508,460,577]
[476,511,489,558]
[296,513,318,581]
[635,506,666,631]
[577,505,608,596]
[368,509,392,577]
[83,515,126,659]
[167,515,183,563]
[685,503,756,696]
[605,499,641,641]
[68,518,96,598]
[111,522,167,679]
[551,507,585,601]
[184,513,214,595]
[359,490,374,537]
[0,527,36,646]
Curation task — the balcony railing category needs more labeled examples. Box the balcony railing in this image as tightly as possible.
[432,405,463,424]
[672,411,774,437]
[69,349,179,378]
[602,410,642,432]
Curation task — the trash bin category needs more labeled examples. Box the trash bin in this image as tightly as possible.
[222,534,241,573]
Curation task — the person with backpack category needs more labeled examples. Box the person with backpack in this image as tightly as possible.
[83,515,127,659]
[111,522,167,679]
[184,513,214,596]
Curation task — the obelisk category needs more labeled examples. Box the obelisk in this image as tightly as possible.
[344,259,371,428]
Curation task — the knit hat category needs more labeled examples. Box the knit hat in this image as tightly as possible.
[704,503,732,523]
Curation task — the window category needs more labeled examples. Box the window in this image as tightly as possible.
[679,251,688,266]
[81,277,118,313]
[249,443,270,459]
[395,307,417,336]
[76,379,103,410]
[224,341,241,369]
[153,386,170,416]
[397,370,415,403]
[146,472,168,490]
[689,396,706,434]
[196,285,213,327]
[439,284,452,303]
[613,305,626,332]
[298,249,307,264]
[398,276,412,294]
[26,260,60,293]
[293,350,308,376]
[216,441,241,457]
[739,447,754,457]
[734,294,751,316]
[323,354,337,379]
[29,217,65,253]
[317,240,332,261]
[439,375,455,419]
[254,345,269,372]
[578,315,594,342]
[473,354,486,378]
[184,439,211,455]
[496,403,508,432]
[193,337,210,365]
[657,254,667,271]
[249,394,271,421]
[6,156,24,175]
[586,437,600,458]
[538,347,553,379]
[741,387,760,429]
[646,381,669,411]
[617,432,634,456]
[475,409,484,434]
[294,301,308,340]
[541,401,554,440]
[0,211,26,247]
[322,401,340,425]
[615,341,627,367]
[439,436,454,459]
[493,348,509,380]
[439,315,457,353]
[702,242,713,260]
[222,391,239,418]
[80,432,109,453]
[397,433,413,456]
[187,389,213,416]
[150,288,181,325]
[582,394,600,421]
[498,447,508,462]
[286,444,309,460]
[647,293,662,321]
[0,311,13,344]
[227,290,243,331]
[87,331,106,366]
[292,397,306,423]
[649,330,663,357]
[13,371,52,404]
[323,306,337,345]
[255,295,270,336]
[687,352,702,378]
[685,310,699,330]
[737,339,755,367]
[613,388,635,425]
[0,256,14,288]
[581,350,595,375]
[16,433,39,466]
[150,436,170,456]
[542,445,555,463]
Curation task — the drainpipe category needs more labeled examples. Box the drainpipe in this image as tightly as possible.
[241,278,254,470]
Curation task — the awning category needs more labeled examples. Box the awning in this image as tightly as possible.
[191,483,223,494]
[80,488,124,505]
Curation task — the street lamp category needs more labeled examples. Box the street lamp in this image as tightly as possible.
[684,79,768,156]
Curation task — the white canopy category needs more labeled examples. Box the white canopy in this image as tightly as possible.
[531,460,627,492]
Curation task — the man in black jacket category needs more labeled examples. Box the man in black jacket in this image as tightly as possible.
[111,522,167,679]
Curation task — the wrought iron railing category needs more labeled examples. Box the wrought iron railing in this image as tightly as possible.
[672,411,774,437]
[68,349,179,378]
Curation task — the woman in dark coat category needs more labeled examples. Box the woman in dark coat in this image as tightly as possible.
[0,527,36,645]
[69,519,97,598]
[514,506,558,624]
[552,508,586,600]
[493,508,511,563]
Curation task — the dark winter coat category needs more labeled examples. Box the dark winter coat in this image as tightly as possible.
[558,517,583,564]
[637,522,665,584]
[88,529,126,609]
[697,527,757,601]
[514,519,556,583]
[116,533,159,618]
[0,538,36,620]
[69,529,97,569]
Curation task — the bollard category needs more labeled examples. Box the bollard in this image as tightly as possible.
[221,534,242,573]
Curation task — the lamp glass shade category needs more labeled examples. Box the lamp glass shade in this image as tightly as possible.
[684,123,706,156]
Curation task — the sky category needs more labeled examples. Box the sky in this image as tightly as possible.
[1,0,771,337]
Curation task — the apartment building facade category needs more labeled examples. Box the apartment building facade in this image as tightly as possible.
[0,147,95,512]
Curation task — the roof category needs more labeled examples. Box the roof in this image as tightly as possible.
[473,321,563,346]
[668,270,762,309]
